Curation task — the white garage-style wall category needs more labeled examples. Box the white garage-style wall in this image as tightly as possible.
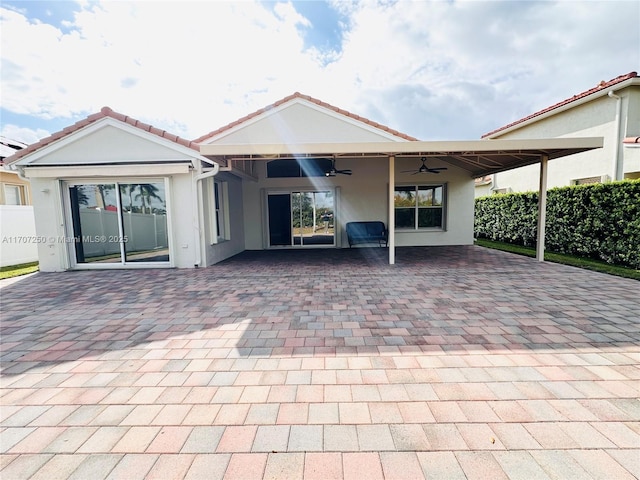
[7,112,222,271]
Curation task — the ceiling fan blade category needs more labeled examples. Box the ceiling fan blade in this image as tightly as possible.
[337,169,352,175]
[401,169,417,173]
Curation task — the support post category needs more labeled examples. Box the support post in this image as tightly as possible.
[388,155,395,265]
[536,155,549,262]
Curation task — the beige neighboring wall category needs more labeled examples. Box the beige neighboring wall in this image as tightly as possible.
[0,169,32,205]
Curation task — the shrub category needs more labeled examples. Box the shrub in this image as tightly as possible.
[474,180,640,269]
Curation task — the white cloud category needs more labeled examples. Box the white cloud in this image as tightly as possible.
[1,1,325,138]
[324,0,639,139]
[1,1,637,142]
[0,124,50,145]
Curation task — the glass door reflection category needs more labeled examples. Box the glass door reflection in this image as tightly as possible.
[119,183,170,262]
[292,191,334,246]
[69,181,170,265]
[69,184,123,263]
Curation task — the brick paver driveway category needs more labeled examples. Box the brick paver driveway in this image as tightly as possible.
[1,245,638,479]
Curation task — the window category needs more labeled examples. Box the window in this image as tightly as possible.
[571,175,607,186]
[267,158,333,178]
[211,180,229,243]
[394,185,445,229]
[3,184,25,205]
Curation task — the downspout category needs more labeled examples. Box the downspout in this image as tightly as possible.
[608,90,622,181]
[192,161,220,267]
[14,164,29,182]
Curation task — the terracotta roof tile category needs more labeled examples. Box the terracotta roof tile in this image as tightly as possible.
[193,92,418,143]
[3,107,201,165]
[482,71,638,138]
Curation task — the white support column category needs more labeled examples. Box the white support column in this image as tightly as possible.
[388,155,395,265]
[536,155,549,262]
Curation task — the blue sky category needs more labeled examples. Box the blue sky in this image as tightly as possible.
[1,1,638,145]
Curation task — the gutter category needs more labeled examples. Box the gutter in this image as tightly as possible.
[11,164,29,182]
[192,161,220,267]
[608,90,622,181]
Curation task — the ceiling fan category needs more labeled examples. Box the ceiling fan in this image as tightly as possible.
[402,157,448,175]
[325,159,352,176]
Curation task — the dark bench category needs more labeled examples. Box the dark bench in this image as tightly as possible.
[346,221,388,248]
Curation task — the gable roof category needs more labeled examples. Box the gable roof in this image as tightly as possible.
[3,107,201,165]
[482,71,638,139]
[193,92,419,144]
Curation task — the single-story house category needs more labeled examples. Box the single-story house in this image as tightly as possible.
[476,71,639,197]
[4,93,602,271]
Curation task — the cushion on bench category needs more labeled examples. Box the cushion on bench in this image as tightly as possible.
[346,221,388,247]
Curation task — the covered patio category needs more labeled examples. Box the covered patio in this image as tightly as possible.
[201,136,604,263]
[1,246,638,479]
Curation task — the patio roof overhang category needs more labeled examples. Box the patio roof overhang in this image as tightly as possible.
[201,136,604,266]
[200,137,604,177]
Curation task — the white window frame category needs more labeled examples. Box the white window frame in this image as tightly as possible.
[3,184,25,205]
[62,177,173,269]
[210,179,230,244]
[571,175,609,186]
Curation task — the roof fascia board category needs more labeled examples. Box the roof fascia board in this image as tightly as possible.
[21,163,191,178]
[14,117,215,167]
[486,78,639,139]
[200,137,604,158]
[201,97,407,144]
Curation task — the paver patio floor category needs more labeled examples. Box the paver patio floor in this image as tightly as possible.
[1,245,638,479]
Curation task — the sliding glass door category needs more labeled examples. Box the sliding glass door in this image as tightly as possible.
[69,184,122,264]
[68,181,170,266]
[268,190,334,247]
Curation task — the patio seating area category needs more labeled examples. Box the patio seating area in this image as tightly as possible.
[1,245,638,479]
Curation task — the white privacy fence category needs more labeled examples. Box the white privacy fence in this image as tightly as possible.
[79,209,168,258]
[0,205,38,267]
[0,207,168,266]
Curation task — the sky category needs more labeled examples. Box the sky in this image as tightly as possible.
[1,0,639,145]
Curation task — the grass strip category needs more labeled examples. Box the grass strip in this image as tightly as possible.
[0,262,39,280]
[475,238,639,281]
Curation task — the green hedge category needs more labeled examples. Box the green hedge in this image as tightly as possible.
[474,180,640,269]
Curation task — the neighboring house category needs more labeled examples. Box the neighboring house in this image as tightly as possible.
[476,71,640,196]
[1,136,31,205]
[3,93,600,271]
[1,137,38,267]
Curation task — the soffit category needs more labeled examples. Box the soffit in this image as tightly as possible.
[200,137,603,177]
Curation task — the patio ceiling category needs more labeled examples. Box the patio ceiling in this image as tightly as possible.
[200,137,603,177]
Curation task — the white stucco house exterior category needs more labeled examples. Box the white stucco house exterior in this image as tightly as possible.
[4,93,601,271]
[476,71,639,197]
